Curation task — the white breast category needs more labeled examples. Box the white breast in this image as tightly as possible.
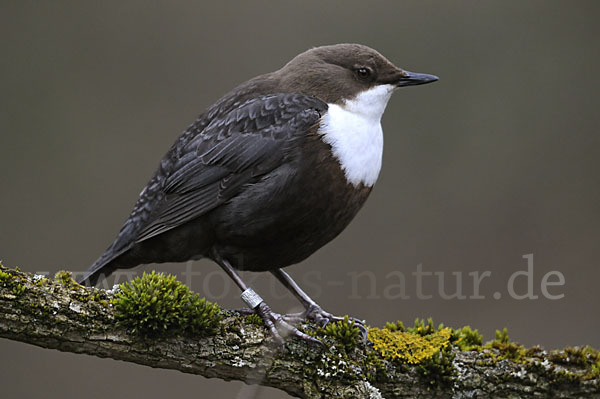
[319,84,394,187]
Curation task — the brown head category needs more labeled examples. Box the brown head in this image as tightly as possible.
[274,43,438,104]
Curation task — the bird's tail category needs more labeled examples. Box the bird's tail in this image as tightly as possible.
[77,246,130,286]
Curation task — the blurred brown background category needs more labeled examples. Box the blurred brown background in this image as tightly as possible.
[1,1,599,398]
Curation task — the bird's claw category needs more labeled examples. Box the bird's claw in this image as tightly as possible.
[254,302,323,348]
[279,311,307,324]
[239,303,367,346]
[302,304,369,343]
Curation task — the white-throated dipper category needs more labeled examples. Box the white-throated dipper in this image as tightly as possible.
[77,43,438,345]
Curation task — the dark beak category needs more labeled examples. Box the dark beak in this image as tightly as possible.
[397,71,439,87]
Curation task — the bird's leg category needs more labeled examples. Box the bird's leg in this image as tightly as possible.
[215,257,321,347]
[271,269,368,340]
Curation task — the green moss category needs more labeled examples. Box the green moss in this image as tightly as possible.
[384,320,405,332]
[495,327,510,344]
[54,270,78,288]
[484,328,526,361]
[111,271,222,337]
[417,345,457,388]
[34,276,48,286]
[0,269,12,283]
[244,313,263,326]
[551,346,596,367]
[321,315,361,351]
[549,346,600,380]
[407,317,439,336]
[590,359,600,380]
[453,325,483,351]
[0,266,26,297]
[12,284,26,296]
[302,318,369,383]
[90,291,111,308]
[524,346,600,386]
[364,350,389,383]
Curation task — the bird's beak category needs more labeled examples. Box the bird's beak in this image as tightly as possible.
[396,71,439,87]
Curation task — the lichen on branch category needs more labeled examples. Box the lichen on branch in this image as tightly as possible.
[0,263,599,399]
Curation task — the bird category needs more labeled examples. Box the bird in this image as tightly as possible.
[77,43,438,345]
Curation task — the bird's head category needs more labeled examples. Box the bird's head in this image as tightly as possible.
[276,43,438,108]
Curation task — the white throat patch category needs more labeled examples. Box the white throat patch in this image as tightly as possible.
[319,84,394,187]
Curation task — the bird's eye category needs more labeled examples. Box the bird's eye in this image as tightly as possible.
[356,67,371,80]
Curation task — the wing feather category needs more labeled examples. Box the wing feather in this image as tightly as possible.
[129,94,327,243]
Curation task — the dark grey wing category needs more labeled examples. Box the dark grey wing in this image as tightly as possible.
[134,94,326,241]
[79,93,326,283]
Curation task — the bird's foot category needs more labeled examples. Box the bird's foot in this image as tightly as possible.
[253,302,323,348]
[282,304,368,342]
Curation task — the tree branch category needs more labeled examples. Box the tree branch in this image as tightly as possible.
[1,264,598,398]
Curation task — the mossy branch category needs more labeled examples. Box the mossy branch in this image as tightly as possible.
[1,264,599,399]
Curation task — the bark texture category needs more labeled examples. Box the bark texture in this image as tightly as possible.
[1,265,598,399]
